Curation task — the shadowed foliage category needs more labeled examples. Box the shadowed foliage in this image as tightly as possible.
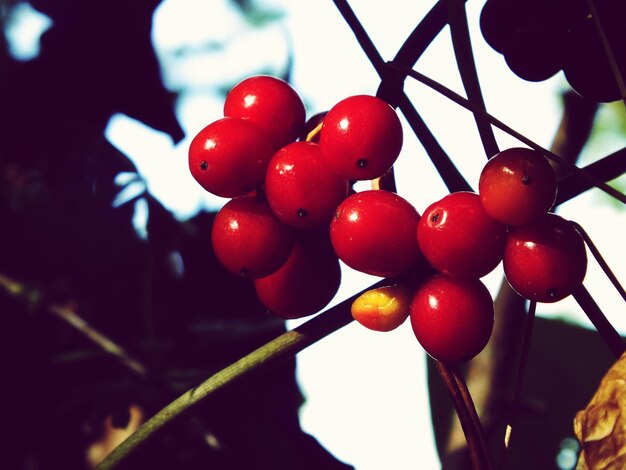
[0,1,353,468]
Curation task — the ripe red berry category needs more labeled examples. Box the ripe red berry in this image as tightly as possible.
[330,190,422,277]
[417,191,507,279]
[265,142,349,229]
[503,213,587,303]
[223,75,306,149]
[211,195,294,278]
[479,147,557,225]
[319,95,403,181]
[254,231,341,319]
[410,274,494,363]
[189,117,275,198]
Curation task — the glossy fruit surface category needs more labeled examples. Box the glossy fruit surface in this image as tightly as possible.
[410,274,494,363]
[351,283,414,332]
[504,213,587,303]
[417,191,507,279]
[330,190,422,277]
[189,117,275,198]
[223,75,306,149]
[319,95,403,181]
[254,231,341,319]
[211,195,294,278]
[479,147,557,225]
[264,142,349,229]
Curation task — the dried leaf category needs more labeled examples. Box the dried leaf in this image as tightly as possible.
[575,351,626,468]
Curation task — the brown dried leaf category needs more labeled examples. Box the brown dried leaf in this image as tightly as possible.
[575,352,626,469]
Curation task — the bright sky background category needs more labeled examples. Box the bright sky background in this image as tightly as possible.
[6,1,625,469]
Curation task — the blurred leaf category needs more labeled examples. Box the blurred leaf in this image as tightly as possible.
[232,0,284,27]
[429,317,618,468]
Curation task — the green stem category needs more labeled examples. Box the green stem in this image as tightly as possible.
[96,278,390,469]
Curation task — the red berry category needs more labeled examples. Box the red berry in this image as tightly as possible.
[224,75,306,149]
[330,190,422,277]
[417,191,507,279]
[255,231,341,319]
[211,195,294,278]
[265,142,349,229]
[410,274,494,363]
[479,147,557,225]
[503,213,587,303]
[189,117,274,198]
[319,95,403,181]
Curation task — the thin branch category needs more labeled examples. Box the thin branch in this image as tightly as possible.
[382,0,468,87]
[446,0,499,157]
[387,61,626,205]
[572,284,626,358]
[498,301,536,469]
[571,221,626,302]
[556,147,626,205]
[49,305,148,377]
[0,272,148,377]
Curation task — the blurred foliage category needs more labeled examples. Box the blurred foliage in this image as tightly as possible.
[0,1,352,469]
[232,0,284,27]
[429,317,620,469]
[480,0,626,103]
[586,101,626,207]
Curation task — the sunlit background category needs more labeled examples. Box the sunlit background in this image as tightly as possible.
[5,1,625,468]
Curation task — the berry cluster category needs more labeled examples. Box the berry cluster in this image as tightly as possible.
[188,75,588,365]
[188,75,404,319]
[407,147,588,363]
[352,147,587,364]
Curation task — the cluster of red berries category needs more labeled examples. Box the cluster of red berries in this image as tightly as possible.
[408,147,588,363]
[188,75,404,319]
[188,75,588,365]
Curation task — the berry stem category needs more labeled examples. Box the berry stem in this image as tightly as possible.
[371,169,397,192]
[305,121,324,142]
[572,284,625,358]
[435,361,494,469]
[498,300,536,469]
